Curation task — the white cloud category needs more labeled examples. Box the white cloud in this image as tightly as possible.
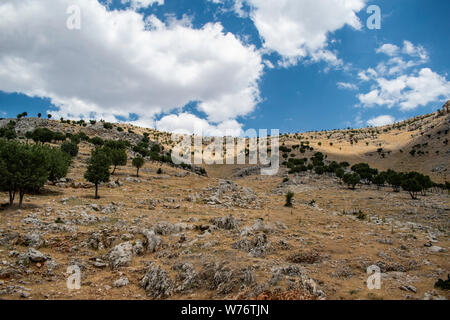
[0,0,264,129]
[358,68,450,110]
[156,113,243,136]
[241,0,366,66]
[367,115,395,127]
[376,44,399,56]
[337,82,358,90]
[120,0,164,9]
[357,41,450,110]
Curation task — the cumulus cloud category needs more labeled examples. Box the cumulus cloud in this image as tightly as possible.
[0,0,263,130]
[367,115,395,127]
[357,41,450,110]
[376,44,399,57]
[155,113,243,136]
[241,0,366,66]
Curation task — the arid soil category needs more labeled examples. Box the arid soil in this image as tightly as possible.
[0,106,448,300]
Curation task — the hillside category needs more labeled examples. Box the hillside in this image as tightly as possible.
[0,103,448,301]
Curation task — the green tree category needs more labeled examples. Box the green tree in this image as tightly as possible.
[386,170,402,192]
[335,167,345,181]
[132,156,145,177]
[47,148,71,184]
[90,137,104,146]
[314,166,325,175]
[343,173,360,190]
[61,141,79,157]
[84,148,111,199]
[351,163,378,184]
[29,128,55,144]
[372,173,386,190]
[105,147,127,175]
[0,124,17,140]
[0,140,50,207]
[402,176,422,200]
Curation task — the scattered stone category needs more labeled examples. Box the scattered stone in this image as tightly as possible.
[107,242,133,270]
[113,276,129,288]
[210,215,239,230]
[140,264,174,299]
[233,234,270,257]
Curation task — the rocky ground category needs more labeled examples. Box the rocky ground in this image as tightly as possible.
[0,156,448,300]
[0,107,449,300]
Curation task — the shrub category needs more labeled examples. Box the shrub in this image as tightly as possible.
[61,141,79,158]
[372,173,386,189]
[47,148,71,183]
[84,148,111,199]
[285,191,294,207]
[343,173,360,190]
[28,128,55,144]
[386,170,402,192]
[314,166,325,175]
[335,167,344,180]
[0,125,17,140]
[156,168,163,174]
[103,122,113,130]
[351,163,378,184]
[89,136,104,146]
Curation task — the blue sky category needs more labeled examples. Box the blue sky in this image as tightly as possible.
[0,0,449,135]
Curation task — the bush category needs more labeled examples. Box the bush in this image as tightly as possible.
[89,136,104,146]
[104,140,130,150]
[28,128,55,144]
[103,122,113,130]
[47,148,71,183]
[314,166,325,175]
[61,142,79,158]
[156,168,163,174]
[343,173,360,190]
[335,167,344,180]
[386,169,402,192]
[0,124,17,140]
[132,156,145,177]
[372,173,386,189]
[285,191,294,207]
[84,148,111,199]
[351,163,378,184]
